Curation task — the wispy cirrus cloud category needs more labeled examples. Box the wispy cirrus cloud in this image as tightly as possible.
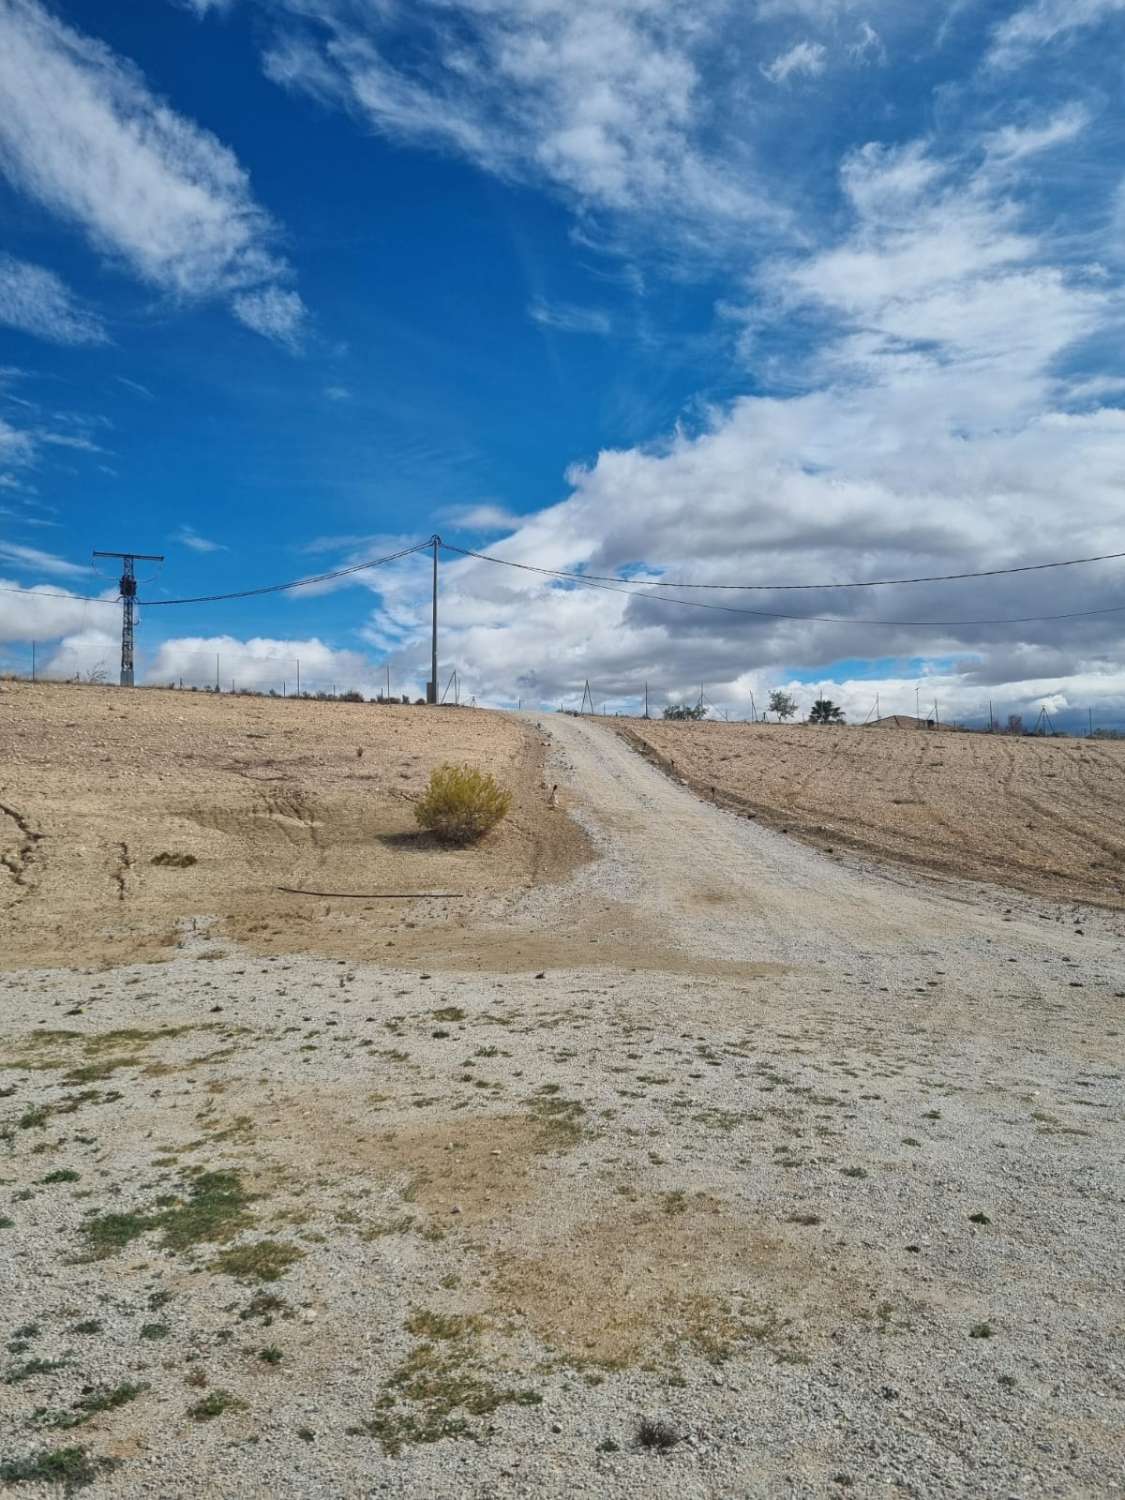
[529,298,612,335]
[762,40,828,83]
[0,0,305,345]
[261,0,776,241]
[988,0,1125,66]
[0,539,91,577]
[173,524,226,553]
[0,253,107,345]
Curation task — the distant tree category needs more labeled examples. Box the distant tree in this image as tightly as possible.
[84,664,108,685]
[1007,713,1024,736]
[808,698,845,724]
[768,690,798,722]
[663,703,707,721]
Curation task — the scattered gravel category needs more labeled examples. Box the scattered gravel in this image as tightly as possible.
[0,713,1122,1497]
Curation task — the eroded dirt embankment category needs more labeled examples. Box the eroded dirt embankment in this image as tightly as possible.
[0,682,588,969]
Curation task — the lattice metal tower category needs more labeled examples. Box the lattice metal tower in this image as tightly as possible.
[93,551,164,686]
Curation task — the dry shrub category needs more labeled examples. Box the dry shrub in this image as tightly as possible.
[414,764,511,845]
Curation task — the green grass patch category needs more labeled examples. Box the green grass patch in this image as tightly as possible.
[81,1169,253,1260]
[0,1446,114,1492]
[187,1388,247,1421]
[210,1239,304,1282]
[44,1383,146,1429]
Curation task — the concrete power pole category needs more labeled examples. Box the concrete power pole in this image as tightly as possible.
[428,535,440,704]
[93,550,164,686]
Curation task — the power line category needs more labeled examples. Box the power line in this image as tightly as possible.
[139,540,430,607]
[442,544,1125,627]
[441,542,1125,592]
[0,584,118,604]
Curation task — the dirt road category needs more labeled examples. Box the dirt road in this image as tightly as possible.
[1,709,1123,1499]
[610,714,1125,910]
[519,712,1125,1014]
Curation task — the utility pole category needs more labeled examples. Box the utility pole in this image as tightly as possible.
[31,640,36,683]
[296,659,301,697]
[644,681,649,719]
[428,534,440,704]
[93,550,163,686]
[215,654,220,693]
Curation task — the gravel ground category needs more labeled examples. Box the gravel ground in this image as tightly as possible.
[0,713,1122,1498]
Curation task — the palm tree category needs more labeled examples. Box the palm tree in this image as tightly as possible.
[808,698,845,724]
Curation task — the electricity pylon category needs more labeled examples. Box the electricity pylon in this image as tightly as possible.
[93,550,164,686]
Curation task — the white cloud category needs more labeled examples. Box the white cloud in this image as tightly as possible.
[324,384,351,401]
[982,104,1090,165]
[173,524,226,553]
[231,286,307,348]
[42,626,119,682]
[262,0,774,238]
[0,540,91,577]
[332,125,1125,724]
[988,0,1125,65]
[440,503,520,532]
[115,376,154,399]
[0,576,115,645]
[0,254,107,344]
[848,20,885,63]
[762,40,828,83]
[529,298,612,335]
[0,0,302,339]
[143,635,388,696]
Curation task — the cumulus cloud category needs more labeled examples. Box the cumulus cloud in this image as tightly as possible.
[762,40,828,83]
[0,0,303,341]
[0,254,107,345]
[142,635,391,696]
[334,124,1125,729]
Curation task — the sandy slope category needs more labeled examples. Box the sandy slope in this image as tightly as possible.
[0,681,586,969]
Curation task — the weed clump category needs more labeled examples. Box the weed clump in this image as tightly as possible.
[188,1389,247,1421]
[637,1416,682,1451]
[210,1239,304,1282]
[414,764,511,845]
[0,1446,114,1492]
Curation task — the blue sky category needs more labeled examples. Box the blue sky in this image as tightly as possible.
[2,0,1125,724]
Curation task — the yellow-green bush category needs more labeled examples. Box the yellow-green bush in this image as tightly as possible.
[414,763,512,844]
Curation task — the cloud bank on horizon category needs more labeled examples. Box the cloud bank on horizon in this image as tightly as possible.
[1,0,1125,726]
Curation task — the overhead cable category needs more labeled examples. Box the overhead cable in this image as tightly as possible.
[441,542,1125,592]
[138,540,430,606]
[443,544,1125,627]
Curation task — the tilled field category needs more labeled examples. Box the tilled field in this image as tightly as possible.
[615,718,1125,909]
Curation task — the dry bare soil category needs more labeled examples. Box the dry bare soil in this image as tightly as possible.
[0,681,585,969]
[616,717,1125,908]
[0,694,1122,1498]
